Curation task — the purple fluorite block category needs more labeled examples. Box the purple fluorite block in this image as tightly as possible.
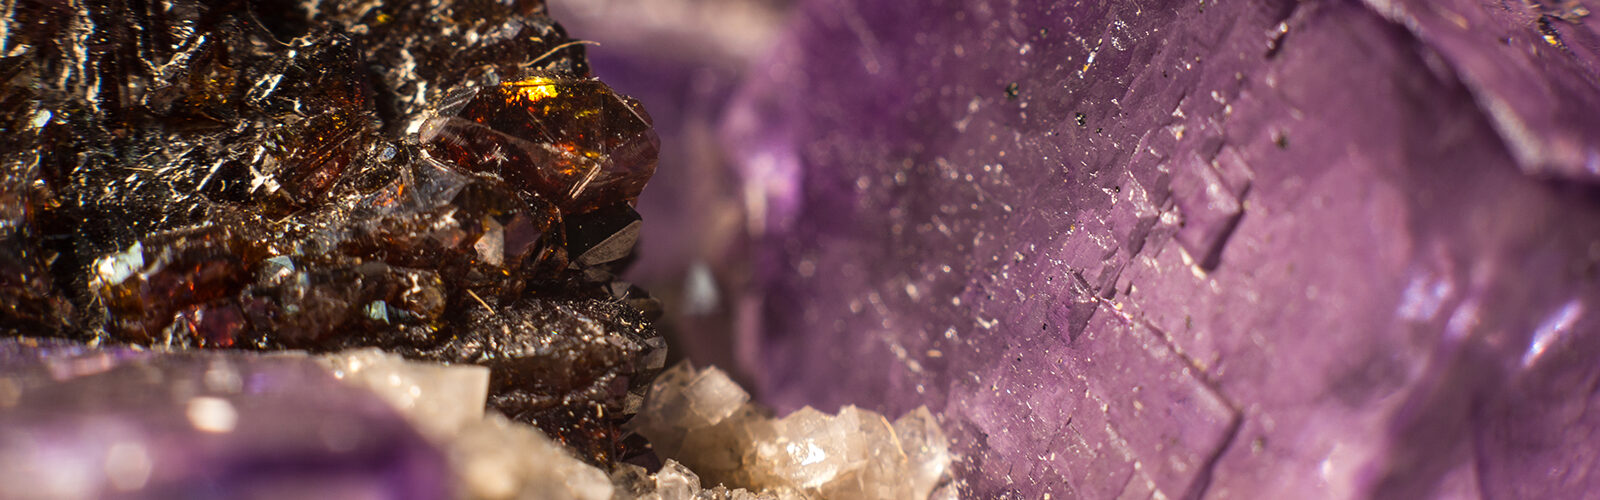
[0,340,449,499]
[724,0,1600,497]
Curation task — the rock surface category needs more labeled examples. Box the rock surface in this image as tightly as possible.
[720,0,1600,497]
[0,0,665,464]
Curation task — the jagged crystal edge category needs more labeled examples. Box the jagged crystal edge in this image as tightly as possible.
[629,362,955,500]
[323,351,953,500]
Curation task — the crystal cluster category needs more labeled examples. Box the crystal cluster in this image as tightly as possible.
[0,0,957,497]
[611,460,804,500]
[0,0,662,462]
[629,363,952,499]
[0,339,951,500]
[322,351,954,500]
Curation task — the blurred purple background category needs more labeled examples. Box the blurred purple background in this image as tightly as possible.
[550,0,794,386]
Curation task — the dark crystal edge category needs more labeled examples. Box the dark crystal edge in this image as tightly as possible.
[0,0,666,465]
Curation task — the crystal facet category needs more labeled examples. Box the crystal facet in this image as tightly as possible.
[630,363,952,499]
[711,0,1600,497]
[0,0,663,464]
[0,339,450,499]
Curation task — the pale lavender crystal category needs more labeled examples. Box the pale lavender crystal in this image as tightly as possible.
[717,0,1600,498]
[0,340,449,499]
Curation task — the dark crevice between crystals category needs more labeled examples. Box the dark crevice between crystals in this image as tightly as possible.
[0,0,661,466]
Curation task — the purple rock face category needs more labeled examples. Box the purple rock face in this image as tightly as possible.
[0,340,449,499]
[721,0,1600,498]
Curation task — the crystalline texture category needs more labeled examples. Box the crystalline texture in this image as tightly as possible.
[630,362,951,499]
[611,460,812,500]
[325,348,616,500]
[720,0,1600,497]
[0,338,945,500]
[424,76,659,213]
[0,0,663,464]
[320,348,493,439]
[386,295,668,464]
[0,339,449,499]
[0,339,641,500]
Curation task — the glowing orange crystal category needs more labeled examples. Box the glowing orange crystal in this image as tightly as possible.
[423,75,659,213]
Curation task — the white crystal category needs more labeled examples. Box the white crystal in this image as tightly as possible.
[474,216,506,267]
[317,352,948,500]
[92,242,144,287]
[451,413,613,500]
[319,348,489,438]
[616,460,812,500]
[319,349,612,500]
[629,362,952,500]
[685,368,749,423]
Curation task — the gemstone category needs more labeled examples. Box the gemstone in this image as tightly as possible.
[424,76,660,214]
[565,203,645,268]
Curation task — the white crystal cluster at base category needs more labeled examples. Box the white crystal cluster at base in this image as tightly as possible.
[318,351,952,500]
[321,349,613,500]
[630,363,953,500]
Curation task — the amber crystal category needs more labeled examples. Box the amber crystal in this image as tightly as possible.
[424,75,659,213]
[0,0,662,464]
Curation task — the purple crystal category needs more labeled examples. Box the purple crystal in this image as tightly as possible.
[713,0,1600,497]
[0,340,449,499]
[1361,0,1600,183]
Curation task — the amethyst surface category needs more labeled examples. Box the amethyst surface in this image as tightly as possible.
[0,339,448,499]
[720,0,1600,498]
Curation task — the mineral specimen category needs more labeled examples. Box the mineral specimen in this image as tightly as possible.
[629,363,953,499]
[0,339,450,499]
[611,460,808,500]
[0,340,950,500]
[710,0,1600,498]
[0,0,663,463]
[422,75,658,214]
[546,0,788,378]
[323,349,615,500]
[327,349,952,500]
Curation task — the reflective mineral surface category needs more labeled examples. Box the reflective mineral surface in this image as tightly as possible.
[11,0,1598,498]
[0,0,950,498]
[0,339,949,499]
[0,0,662,466]
[574,0,1600,498]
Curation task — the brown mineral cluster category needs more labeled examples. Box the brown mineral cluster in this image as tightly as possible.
[0,0,662,464]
